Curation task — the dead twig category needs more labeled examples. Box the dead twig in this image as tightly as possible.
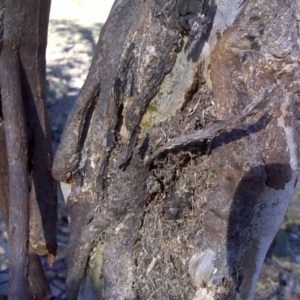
[147,86,274,163]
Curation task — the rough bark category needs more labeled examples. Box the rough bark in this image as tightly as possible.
[0,46,29,300]
[53,0,300,299]
[0,0,56,298]
[199,2,300,298]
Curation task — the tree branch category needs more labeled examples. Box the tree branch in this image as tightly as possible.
[148,86,275,163]
[0,48,29,300]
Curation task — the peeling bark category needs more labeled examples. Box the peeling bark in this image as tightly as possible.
[199,2,300,298]
[53,0,300,299]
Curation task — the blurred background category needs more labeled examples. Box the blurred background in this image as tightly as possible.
[47,0,114,151]
[0,0,300,299]
[0,1,114,299]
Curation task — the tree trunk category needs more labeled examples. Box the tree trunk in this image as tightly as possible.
[0,0,57,299]
[53,0,300,299]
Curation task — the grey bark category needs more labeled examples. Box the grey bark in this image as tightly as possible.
[53,0,300,299]
[0,0,56,298]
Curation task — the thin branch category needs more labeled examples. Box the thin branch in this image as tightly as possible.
[52,68,100,182]
[0,48,29,299]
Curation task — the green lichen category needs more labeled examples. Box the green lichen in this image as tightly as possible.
[147,99,159,113]
[140,90,164,131]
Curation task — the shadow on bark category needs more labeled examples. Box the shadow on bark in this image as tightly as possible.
[186,3,217,62]
[210,113,272,153]
[199,108,295,298]
[18,63,57,258]
[227,162,293,297]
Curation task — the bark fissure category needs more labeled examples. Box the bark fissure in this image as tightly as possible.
[53,0,300,299]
